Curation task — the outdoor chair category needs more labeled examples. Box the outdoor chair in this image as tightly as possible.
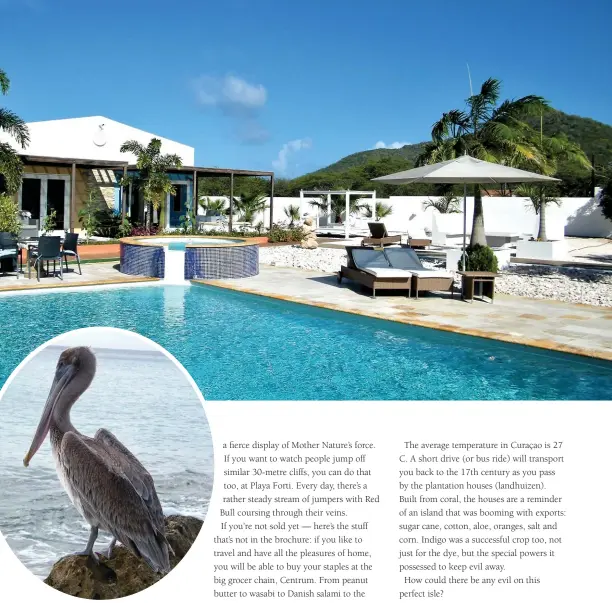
[0,232,19,278]
[361,222,402,247]
[30,235,63,282]
[338,247,412,298]
[61,232,82,274]
[384,247,455,299]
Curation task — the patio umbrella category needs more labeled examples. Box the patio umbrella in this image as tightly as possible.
[372,155,560,270]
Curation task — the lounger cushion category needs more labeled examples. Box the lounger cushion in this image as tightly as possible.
[361,267,412,278]
[351,248,391,270]
[384,247,423,270]
[410,269,454,279]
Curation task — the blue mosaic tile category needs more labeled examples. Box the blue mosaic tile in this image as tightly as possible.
[185,245,258,279]
[120,244,165,278]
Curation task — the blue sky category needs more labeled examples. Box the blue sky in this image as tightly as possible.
[1,0,610,177]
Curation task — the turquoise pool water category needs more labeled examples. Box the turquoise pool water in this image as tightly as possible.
[0,284,610,400]
[141,237,245,251]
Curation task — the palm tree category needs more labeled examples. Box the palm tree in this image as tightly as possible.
[0,68,30,194]
[418,77,548,246]
[199,196,227,215]
[422,192,461,214]
[363,201,393,221]
[120,138,182,230]
[308,195,368,223]
[284,203,301,227]
[233,192,268,224]
[516,184,561,241]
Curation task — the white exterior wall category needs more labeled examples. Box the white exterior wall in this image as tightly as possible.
[0,116,195,165]
[255,194,611,239]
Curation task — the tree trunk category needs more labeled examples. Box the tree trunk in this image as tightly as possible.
[538,202,547,241]
[145,201,152,230]
[470,185,487,246]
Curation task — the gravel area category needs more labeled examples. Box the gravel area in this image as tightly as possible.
[259,245,612,307]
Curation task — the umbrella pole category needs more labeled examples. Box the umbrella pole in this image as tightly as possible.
[462,183,467,272]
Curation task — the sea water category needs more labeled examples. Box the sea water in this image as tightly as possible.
[0,345,213,578]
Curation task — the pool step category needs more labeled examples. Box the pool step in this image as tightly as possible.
[164,249,187,284]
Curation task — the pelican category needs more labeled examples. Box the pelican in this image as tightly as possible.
[23,346,171,574]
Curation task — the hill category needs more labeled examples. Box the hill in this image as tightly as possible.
[197,108,612,199]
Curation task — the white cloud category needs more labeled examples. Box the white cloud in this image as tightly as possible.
[193,74,267,113]
[272,138,312,174]
[193,74,269,144]
[374,140,411,149]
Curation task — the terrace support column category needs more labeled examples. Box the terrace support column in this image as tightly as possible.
[327,193,331,227]
[269,174,275,231]
[193,169,198,229]
[229,173,234,233]
[345,191,350,239]
[70,162,76,233]
[121,166,127,220]
[371,190,376,223]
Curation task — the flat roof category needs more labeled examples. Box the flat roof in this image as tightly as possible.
[20,154,129,169]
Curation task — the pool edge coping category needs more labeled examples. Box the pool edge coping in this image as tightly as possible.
[192,279,612,363]
[120,235,260,248]
[0,275,159,294]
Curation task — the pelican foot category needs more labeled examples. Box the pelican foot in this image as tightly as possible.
[71,550,100,565]
[100,538,117,560]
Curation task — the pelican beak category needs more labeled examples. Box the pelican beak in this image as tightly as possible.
[24,362,75,467]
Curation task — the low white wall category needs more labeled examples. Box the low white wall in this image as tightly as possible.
[255,194,611,239]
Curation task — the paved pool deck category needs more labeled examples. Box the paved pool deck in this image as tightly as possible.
[0,262,155,292]
[197,265,612,362]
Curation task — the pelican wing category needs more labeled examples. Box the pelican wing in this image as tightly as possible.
[60,432,170,573]
[93,428,164,527]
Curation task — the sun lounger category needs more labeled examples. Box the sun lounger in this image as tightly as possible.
[384,247,455,299]
[406,226,432,249]
[338,248,412,298]
[339,247,456,299]
[361,222,402,247]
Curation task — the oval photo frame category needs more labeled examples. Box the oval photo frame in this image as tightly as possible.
[0,327,214,600]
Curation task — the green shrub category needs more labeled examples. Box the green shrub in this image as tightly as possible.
[0,194,21,236]
[458,244,499,272]
[94,207,123,238]
[267,226,305,243]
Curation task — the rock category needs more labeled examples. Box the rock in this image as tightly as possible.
[44,515,203,599]
[300,217,319,249]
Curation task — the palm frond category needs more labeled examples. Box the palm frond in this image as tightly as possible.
[119,140,147,156]
[0,141,24,194]
[0,69,9,95]
[0,108,30,148]
[431,110,469,142]
[492,96,548,124]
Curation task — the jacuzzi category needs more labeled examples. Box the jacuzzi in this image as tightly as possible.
[120,235,260,280]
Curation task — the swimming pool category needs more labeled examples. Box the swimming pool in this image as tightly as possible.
[0,284,610,400]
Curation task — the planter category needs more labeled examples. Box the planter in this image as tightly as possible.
[446,247,511,270]
[78,243,121,260]
[515,239,567,261]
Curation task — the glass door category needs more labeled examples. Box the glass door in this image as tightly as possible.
[21,178,42,221]
[46,179,65,229]
[169,184,187,228]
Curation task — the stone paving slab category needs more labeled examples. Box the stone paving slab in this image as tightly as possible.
[196,265,612,361]
[0,262,156,292]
